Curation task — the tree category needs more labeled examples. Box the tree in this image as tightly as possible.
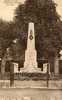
[0,20,21,74]
[14,0,62,60]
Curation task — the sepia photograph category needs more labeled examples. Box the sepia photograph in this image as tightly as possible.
[0,0,62,100]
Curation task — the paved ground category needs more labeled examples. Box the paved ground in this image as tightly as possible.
[0,80,62,100]
[0,88,62,100]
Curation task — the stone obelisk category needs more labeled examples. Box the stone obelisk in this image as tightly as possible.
[21,22,41,73]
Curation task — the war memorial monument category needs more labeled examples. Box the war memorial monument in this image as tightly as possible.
[0,22,62,100]
[14,22,47,73]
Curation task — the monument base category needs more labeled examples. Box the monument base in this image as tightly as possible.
[20,67,41,73]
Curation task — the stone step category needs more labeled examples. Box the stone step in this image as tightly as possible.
[0,80,62,89]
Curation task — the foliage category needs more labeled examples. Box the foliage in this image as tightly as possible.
[14,0,62,59]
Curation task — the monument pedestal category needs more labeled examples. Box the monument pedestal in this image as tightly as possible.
[20,50,41,73]
[20,67,41,73]
[23,49,41,73]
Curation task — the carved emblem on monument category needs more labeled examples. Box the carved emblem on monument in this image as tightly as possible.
[29,30,33,40]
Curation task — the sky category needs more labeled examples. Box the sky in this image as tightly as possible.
[0,0,62,21]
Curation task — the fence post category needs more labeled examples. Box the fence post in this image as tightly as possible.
[47,63,49,87]
[10,61,14,87]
